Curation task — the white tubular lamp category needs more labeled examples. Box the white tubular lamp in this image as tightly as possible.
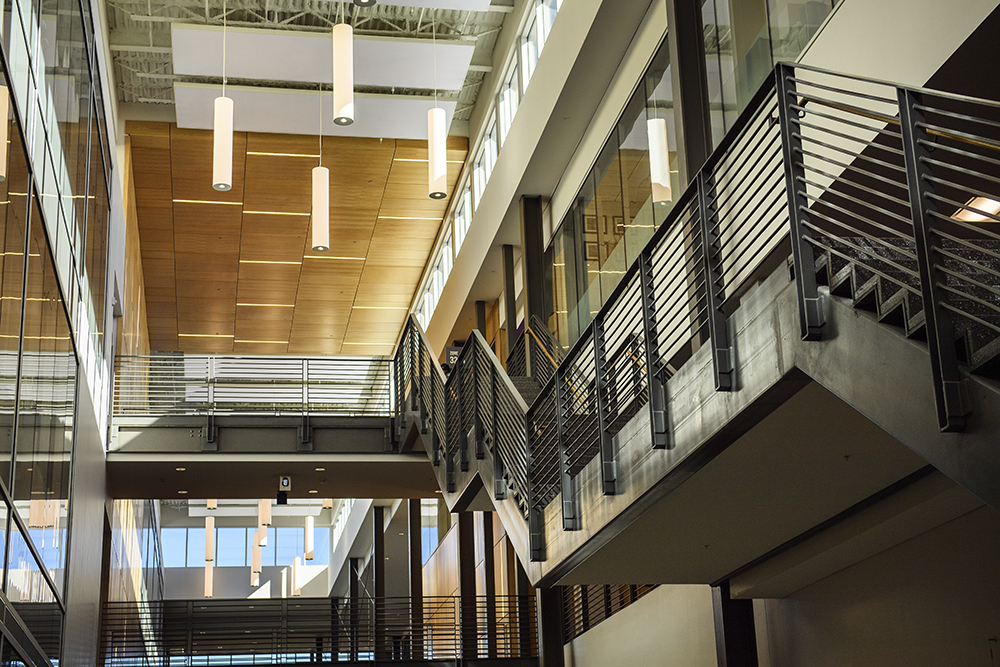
[255,526,268,548]
[332,24,354,126]
[250,570,260,588]
[647,117,672,206]
[213,0,233,191]
[204,561,214,598]
[251,543,262,575]
[428,108,447,200]
[312,166,330,251]
[292,556,302,596]
[207,498,218,510]
[259,499,272,526]
[205,516,215,562]
[305,515,315,560]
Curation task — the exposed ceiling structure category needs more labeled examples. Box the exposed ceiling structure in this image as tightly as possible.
[107,0,512,126]
[127,121,467,355]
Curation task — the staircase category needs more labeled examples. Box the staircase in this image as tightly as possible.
[394,61,1000,587]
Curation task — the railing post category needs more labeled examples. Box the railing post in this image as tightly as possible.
[898,87,970,432]
[555,367,580,531]
[638,252,670,449]
[410,326,420,413]
[459,352,470,473]
[299,359,312,450]
[776,63,826,340]
[696,172,734,391]
[473,345,485,460]
[431,377,442,467]
[203,357,217,451]
[418,340,429,434]
[525,411,545,561]
[491,364,507,499]
[591,319,617,495]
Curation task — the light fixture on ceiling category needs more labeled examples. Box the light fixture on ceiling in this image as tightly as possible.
[213,0,233,191]
[647,103,671,206]
[207,498,217,510]
[322,498,334,509]
[255,526,268,548]
[292,556,302,596]
[251,542,262,577]
[952,196,1000,223]
[205,516,215,562]
[332,21,355,126]
[428,16,447,200]
[305,515,314,560]
[204,561,214,598]
[353,0,376,6]
[259,498,272,526]
[313,78,330,252]
[250,569,260,588]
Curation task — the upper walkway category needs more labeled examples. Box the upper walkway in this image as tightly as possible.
[110,62,1000,589]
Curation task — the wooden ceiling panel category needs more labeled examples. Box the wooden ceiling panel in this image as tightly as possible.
[128,121,467,355]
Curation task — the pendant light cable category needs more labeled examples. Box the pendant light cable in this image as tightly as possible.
[432,15,438,109]
[222,0,227,97]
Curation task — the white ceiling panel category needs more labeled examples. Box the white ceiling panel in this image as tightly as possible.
[174,83,456,140]
[172,24,474,90]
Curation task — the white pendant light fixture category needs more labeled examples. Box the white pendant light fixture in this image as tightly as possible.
[207,498,218,510]
[353,0,376,6]
[205,516,215,562]
[428,17,447,200]
[322,498,334,510]
[259,499,272,526]
[332,21,355,126]
[292,556,302,596]
[648,118,671,206]
[212,0,233,191]
[251,569,260,587]
[305,515,315,561]
[204,561,214,598]
[255,526,268,548]
[251,543,262,574]
[0,90,9,182]
[312,82,330,252]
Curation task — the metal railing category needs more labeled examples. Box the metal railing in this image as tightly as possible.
[561,584,658,643]
[507,315,565,384]
[396,62,1000,562]
[101,596,537,666]
[114,355,391,417]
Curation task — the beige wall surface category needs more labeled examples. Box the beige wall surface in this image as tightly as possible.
[759,506,1000,667]
[800,0,999,87]
[564,584,717,667]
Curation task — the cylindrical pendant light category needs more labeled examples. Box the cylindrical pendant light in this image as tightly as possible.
[259,499,272,526]
[305,515,315,560]
[204,561,214,598]
[428,108,447,199]
[252,543,262,573]
[0,90,9,182]
[251,569,260,588]
[212,96,233,191]
[332,24,354,126]
[207,499,218,510]
[255,526,268,548]
[312,166,330,251]
[322,498,333,510]
[647,118,672,206]
[205,516,215,562]
[292,556,302,596]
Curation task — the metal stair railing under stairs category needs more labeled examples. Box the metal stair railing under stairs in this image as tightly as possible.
[394,61,1000,565]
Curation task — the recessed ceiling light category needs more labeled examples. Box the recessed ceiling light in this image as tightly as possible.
[353,0,376,6]
[315,467,326,471]
[952,196,1000,223]
[176,467,186,471]
[434,490,442,494]
[178,490,188,495]
[308,489,318,494]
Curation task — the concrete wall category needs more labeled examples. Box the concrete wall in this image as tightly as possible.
[758,506,1000,667]
[564,585,717,667]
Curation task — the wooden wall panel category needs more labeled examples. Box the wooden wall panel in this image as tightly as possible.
[119,137,150,357]
[126,121,467,355]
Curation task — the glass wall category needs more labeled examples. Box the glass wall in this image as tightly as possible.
[548,40,679,348]
[703,0,835,144]
[161,525,333,568]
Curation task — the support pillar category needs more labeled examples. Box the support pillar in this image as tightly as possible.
[519,196,547,327]
[482,512,498,658]
[712,580,758,667]
[665,0,713,185]
[515,560,533,658]
[407,499,423,660]
[503,243,519,355]
[458,512,478,659]
[537,587,565,667]
[348,557,360,662]
[373,507,387,660]
[475,300,488,338]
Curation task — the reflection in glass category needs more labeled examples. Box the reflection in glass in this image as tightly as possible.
[0,86,31,489]
[7,519,62,665]
[12,197,75,596]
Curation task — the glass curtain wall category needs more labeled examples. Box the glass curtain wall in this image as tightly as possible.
[703,0,836,144]
[548,40,679,348]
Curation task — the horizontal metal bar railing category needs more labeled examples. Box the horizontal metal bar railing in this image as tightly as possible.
[102,596,537,666]
[562,584,658,643]
[113,355,392,417]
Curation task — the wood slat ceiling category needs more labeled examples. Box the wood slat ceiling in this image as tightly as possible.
[127,121,466,356]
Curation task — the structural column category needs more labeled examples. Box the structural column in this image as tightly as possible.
[537,587,565,667]
[665,0,714,185]
[457,512,478,659]
[407,499,424,660]
[373,506,387,660]
[519,196,548,328]
[515,559,533,657]
[712,580,758,667]
[482,512,498,657]
[348,557,360,661]
[503,243,519,355]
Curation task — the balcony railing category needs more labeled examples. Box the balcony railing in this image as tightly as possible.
[114,355,391,417]
[101,596,537,666]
